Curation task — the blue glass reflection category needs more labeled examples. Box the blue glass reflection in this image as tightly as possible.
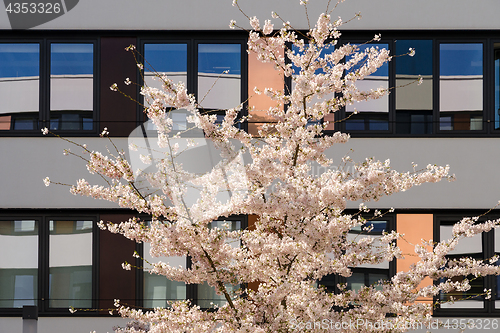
[198,44,241,75]
[144,44,187,73]
[0,44,40,131]
[351,221,387,234]
[395,40,432,76]
[0,44,39,78]
[51,44,93,75]
[369,119,389,131]
[347,43,389,77]
[345,119,365,131]
[440,43,482,76]
[291,43,335,75]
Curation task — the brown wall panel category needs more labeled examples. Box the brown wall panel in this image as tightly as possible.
[100,37,138,136]
[99,213,136,311]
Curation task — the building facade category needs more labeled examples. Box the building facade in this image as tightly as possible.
[1,0,500,332]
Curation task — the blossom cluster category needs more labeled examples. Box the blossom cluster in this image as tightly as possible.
[50,1,500,332]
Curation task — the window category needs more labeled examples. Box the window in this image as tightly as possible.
[0,41,96,133]
[345,43,390,131]
[395,40,433,134]
[140,217,245,309]
[0,216,96,314]
[439,43,483,131]
[288,43,336,129]
[494,43,500,130]
[140,39,246,127]
[434,214,500,315]
[319,217,395,296]
[49,43,95,131]
[305,34,500,137]
[0,220,38,308]
[344,220,394,291]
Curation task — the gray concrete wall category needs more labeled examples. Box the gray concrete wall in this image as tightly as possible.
[0,0,498,31]
[0,317,128,333]
[2,137,499,210]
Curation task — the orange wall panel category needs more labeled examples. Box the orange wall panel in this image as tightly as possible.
[247,42,284,136]
[396,214,434,306]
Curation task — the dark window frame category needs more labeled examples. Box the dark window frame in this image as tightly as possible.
[136,214,248,310]
[318,214,396,296]
[137,33,249,133]
[0,212,99,317]
[435,39,487,134]
[284,30,500,138]
[340,39,394,134]
[433,213,500,317]
[0,35,99,137]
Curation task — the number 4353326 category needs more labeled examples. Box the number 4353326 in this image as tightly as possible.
[5,2,61,14]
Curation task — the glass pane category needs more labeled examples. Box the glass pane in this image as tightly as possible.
[439,275,484,309]
[495,43,500,130]
[496,230,500,308]
[291,44,336,117]
[318,274,336,294]
[0,44,39,131]
[50,43,94,131]
[350,221,387,234]
[345,44,389,131]
[368,272,389,290]
[49,220,92,308]
[0,220,38,308]
[346,272,365,292]
[197,282,238,308]
[144,274,186,308]
[496,257,500,308]
[197,220,241,308]
[144,43,188,109]
[395,40,433,134]
[440,224,482,255]
[198,44,241,112]
[439,222,484,309]
[143,241,186,308]
[439,43,483,131]
[210,220,241,248]
[348,220,390,269]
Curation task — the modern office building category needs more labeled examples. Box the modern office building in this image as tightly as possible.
[1,0,500,332]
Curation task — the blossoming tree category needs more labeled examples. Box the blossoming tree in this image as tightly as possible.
[45,0,500,332]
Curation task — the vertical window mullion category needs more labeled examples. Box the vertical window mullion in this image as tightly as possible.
[240,40,248,132]
[188,39,195,99]
[388,39,396,134]
[39,216,49,313]
[92,216,99,311]
[433,39,439,135]
[135,242,144,308]
[42,40,50,130]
